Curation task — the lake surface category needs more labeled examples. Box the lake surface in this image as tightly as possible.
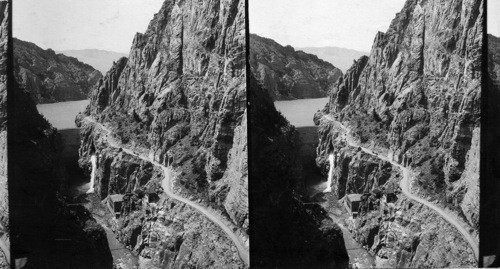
[275,98,330,197]
[274,97,328,127]
[37,100,90,197]
[37,99,90,130]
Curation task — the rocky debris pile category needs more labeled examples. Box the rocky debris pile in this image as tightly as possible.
[317,0,482,230]
[250,34,342,100]
[249,75,348,267]
[13,38,102,104]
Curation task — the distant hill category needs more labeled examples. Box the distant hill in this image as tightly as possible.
[250,34,343,100]
[297,46,368,73]
[57,49,128,74]
[14,38,102,104]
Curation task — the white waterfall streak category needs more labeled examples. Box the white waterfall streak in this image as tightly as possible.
[324,153,334,193]
[86,155,97,194]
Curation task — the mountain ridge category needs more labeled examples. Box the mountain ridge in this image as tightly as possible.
[250,33,343,100]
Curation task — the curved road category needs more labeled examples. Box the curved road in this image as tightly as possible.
[84,117,249,266]
[323,114,479,261]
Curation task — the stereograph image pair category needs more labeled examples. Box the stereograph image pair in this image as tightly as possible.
[0,0,498,268]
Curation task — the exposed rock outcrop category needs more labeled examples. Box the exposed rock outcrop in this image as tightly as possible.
[249,75,348,267]
[0,1,8,267]
[13,38,102,104]
[350,196,475,268]
[250,34,342,100]
[317,0,481,227]
[77,0,247,267]
[316,0,482,266]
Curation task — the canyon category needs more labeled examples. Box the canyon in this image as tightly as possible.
[76,0,248,267]
[314,0,482,267]
[249,74,349,267]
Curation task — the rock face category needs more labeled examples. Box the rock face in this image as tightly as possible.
[350,196,476,268]
[0,1,8,267]
[78,0,247,267]
[250,34,343,100]
[482,33,500,267]
[13,38,102,104]
[57,49,128,74]
[316,0,481,266]
[297,46,368,73]
[249,75,348,267]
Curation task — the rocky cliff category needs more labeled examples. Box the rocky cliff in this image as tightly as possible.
[249,74,348,267]
[13,38,102,104]
[77,0,247,267]
[0,1,8,267]
[482,33,500,267]
[250,34,343,100]
[316,0,482,266]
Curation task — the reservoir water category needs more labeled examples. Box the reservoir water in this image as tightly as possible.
[274,98,329,197]
[37,99,139,267]
[275,97,375,267]
[274,97,328,127]
[37,99,90,130]
[37,99,90,196]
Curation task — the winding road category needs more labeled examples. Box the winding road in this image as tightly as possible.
[84,117,250,266]
[322,114,479,261]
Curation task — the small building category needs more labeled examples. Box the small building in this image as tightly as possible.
[107,194,124,218]
[383,184,398,203]
[345,194,362,216]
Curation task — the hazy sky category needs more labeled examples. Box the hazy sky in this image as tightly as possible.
[13,0,164,53]
[250,0,407,52]
[489,0,500,36]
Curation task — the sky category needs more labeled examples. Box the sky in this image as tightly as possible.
[489,0,500,36]
[250,0,407,52]
[13,0,164,53]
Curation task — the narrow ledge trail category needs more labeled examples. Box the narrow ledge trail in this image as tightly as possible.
[322,114,479,261]
[84,117,250,267]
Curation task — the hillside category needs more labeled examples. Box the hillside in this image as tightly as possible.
[250,34,342,100]
[13,38,102,103]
